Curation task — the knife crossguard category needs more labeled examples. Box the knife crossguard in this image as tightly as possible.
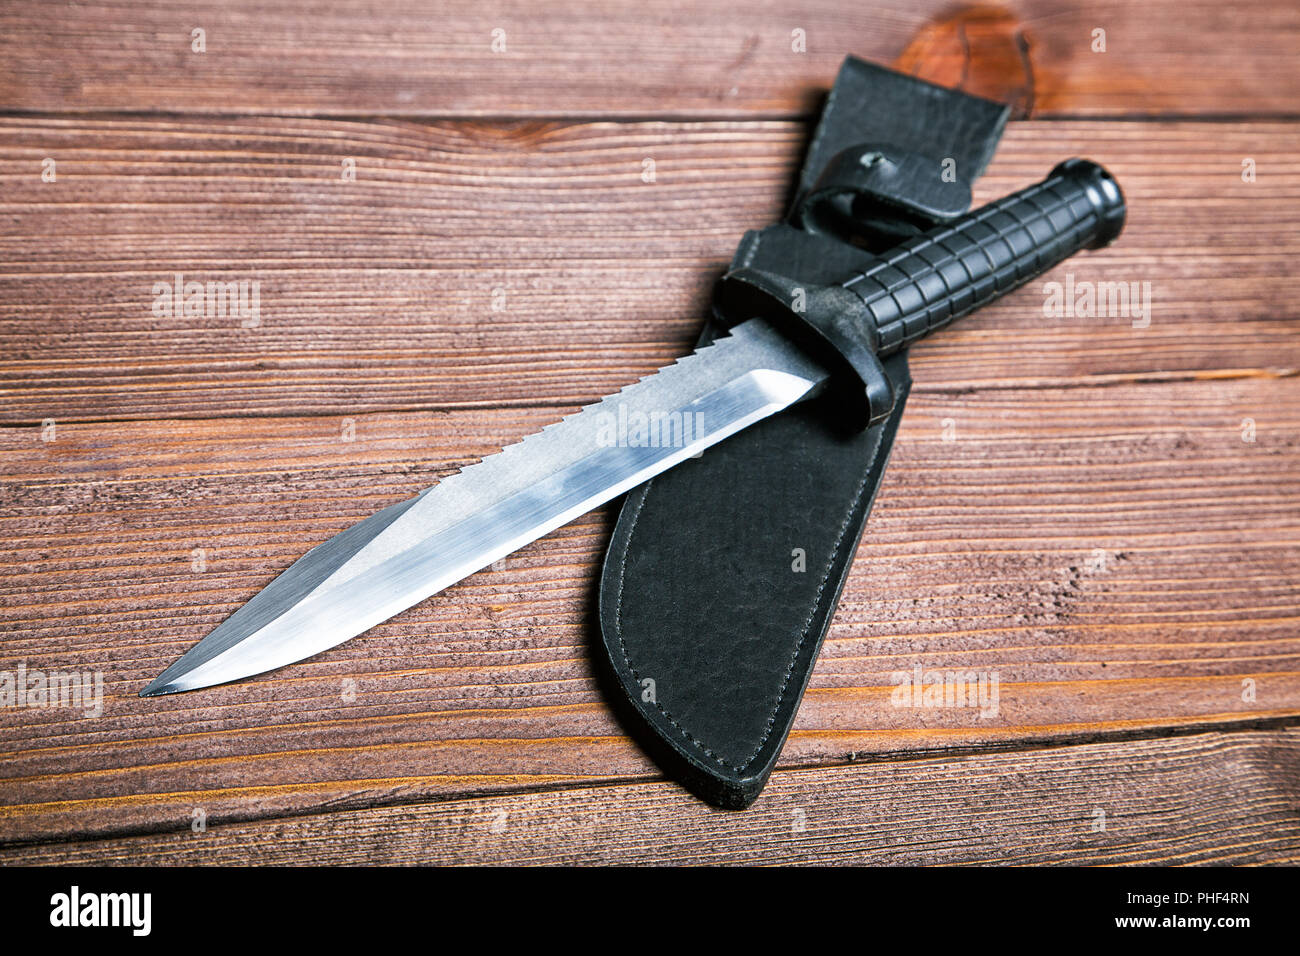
[715,158,1126,427]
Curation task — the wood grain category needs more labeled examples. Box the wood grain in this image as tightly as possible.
[2,372,1297,843]
[1,1,1297,118]
[2,119,1297,425]
[4,729,1297,865]
[2,0,1298,865]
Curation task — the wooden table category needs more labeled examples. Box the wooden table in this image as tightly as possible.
[2,1,1298,865]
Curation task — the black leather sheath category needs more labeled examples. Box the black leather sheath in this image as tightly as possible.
[597,58,1010,808]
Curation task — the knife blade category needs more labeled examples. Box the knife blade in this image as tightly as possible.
[142,158,1124,696]
[141,319,827,695]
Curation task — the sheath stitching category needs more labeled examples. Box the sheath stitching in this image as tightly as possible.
[612,389,889,775]
[736,431,883,768]
[611,484,734,768]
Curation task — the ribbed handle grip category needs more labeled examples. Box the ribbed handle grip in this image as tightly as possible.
[842,159,1125,357]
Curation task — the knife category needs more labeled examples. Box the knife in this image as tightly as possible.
[142,158,1125,697]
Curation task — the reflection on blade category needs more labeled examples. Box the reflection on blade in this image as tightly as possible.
[141,319,829,696]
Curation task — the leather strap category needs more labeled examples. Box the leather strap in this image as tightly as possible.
[596,58,1009,808]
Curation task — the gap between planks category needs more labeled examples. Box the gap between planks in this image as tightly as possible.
[2,725,1297,865]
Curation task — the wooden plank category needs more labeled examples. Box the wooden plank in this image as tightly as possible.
[1,2,1297,118]
[2,118,1297,425]
[2,374,1297,843]
[3,3,1298,861]
[4,729,1297,865]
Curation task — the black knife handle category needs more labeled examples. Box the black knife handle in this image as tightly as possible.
[845,158,1126,357]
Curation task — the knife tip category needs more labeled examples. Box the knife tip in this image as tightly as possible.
[139,679,175,698]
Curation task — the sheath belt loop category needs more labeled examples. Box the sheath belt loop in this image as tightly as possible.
[791,142,973,243]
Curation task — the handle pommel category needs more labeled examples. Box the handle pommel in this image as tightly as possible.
[1054,158,1126,249]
